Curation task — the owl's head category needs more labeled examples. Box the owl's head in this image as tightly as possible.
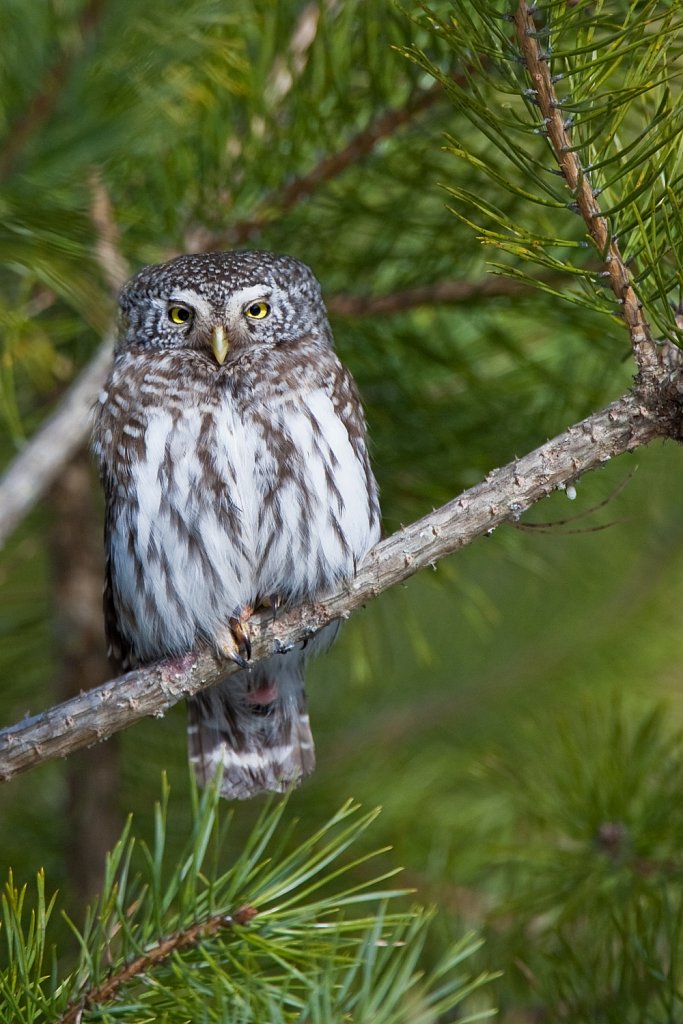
[116,250,333,363]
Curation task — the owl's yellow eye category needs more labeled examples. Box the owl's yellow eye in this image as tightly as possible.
[244,301,270,320]
[168,305,193,325]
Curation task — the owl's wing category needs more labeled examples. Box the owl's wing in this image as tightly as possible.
[330,362,382,539]
[100,465,137,673]
[103,555,138,673]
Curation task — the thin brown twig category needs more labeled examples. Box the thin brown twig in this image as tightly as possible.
[513,467,637,532]
[59,905,257,1024]
[514,1,659,375]
[326,272,566,317]
[1,379,678,782]
[89,169,130,295]
[514,517,622,536]
[266,1,322,103]
[0,0,106,180]
[185,82,444,251]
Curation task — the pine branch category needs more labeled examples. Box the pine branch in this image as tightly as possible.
[185,82,444,251]
[1,375,679,782]
[0,334,114,549]
[88,168,130,295]
[514,1,659,376]
[326,272,565,317]
[1,792,489,1021]
[0,0,107,180]
[59,905,258,1024]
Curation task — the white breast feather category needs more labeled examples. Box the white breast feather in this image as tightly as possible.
[111,386,377,658]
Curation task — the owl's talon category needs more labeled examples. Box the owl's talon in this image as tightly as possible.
[214,605,253,667]
[230,617,252,660]
[214,626,248,668]
[262,593,283,613]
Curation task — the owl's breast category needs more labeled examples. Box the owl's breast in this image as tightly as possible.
[99,392,257,659]
[98,363,379,660]
[240,386,380,603]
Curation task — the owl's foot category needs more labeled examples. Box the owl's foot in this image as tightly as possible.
[215,605,253,668]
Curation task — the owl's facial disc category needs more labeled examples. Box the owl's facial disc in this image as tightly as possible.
[117,250,335,360]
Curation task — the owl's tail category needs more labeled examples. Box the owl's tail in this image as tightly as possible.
[187,651,315,800]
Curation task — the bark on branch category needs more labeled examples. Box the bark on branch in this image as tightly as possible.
[1,382,678,782]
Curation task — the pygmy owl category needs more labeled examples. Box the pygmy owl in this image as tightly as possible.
[93,250,381,799]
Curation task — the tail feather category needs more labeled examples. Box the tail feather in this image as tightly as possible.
[187,652,314,800]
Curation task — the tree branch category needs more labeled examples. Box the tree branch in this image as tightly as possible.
[515,1,659,375]
[0,334,114,549]
[185,82,444,251]
[1,382,677,783]
[326,272,565,318]
[266,1,323,104]
[59,905,258,1024]
[0,0,107,180]
[89,168,130,295]
[0,175,124,551]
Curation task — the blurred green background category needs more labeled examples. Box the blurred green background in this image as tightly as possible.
[2,1,683,1018]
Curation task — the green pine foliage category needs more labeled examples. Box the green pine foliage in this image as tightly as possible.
[0,781,494,1023]
[2,0,683,1020]
[406,0,683,334]
[475,698,683,1019]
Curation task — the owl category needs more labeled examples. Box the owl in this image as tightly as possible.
[93,250,381,799]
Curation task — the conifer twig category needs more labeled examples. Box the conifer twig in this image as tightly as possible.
[185,83,444,251]
[514,1,659,376]
[59,905,258,1024]
[0,0,106,180]
[89,168,130,295]
[267,1,322,102]
[0,382,676,782]
[327,272,566,317]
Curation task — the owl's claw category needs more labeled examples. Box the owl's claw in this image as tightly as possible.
[229,612,252,661]
[215,605,253,668]
[261,593,283,619]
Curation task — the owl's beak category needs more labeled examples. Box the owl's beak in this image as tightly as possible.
[211,325,229,365]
